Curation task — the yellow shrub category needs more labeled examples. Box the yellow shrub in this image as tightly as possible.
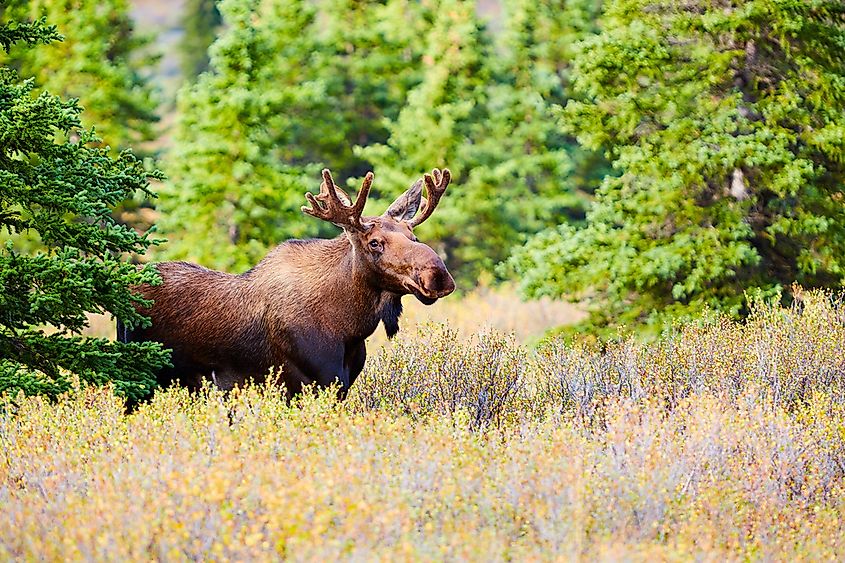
[1,290,844,559]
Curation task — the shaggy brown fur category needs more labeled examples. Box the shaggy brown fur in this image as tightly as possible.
[121,169,454,398]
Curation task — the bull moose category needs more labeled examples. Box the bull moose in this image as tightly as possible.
[119,168,455,398]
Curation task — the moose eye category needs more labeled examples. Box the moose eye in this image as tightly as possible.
[368,239,383,252]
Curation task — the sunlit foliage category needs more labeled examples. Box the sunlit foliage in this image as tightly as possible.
[361,0,598,285]
[161,0,598,282]
[1,0,158,150]
[161,0,433,271]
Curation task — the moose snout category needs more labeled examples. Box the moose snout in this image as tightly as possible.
[417,263,456,298]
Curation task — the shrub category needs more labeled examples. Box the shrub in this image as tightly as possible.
[1,290,844,559]
[349,326,528,429]
[1,381,844,559]
[351,288,845,425]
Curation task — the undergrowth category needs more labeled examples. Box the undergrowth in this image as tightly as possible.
[1,290,844,560]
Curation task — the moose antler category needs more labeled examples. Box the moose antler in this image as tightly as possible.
[408,168,451,228]
[302,169,373,231]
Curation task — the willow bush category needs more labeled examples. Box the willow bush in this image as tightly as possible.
[350,288,845,426]
[2,292,845,559]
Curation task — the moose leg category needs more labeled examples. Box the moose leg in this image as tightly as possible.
[279,361,316,400]
[208,368,240,392]
[156,354,207,392]
[206,366,276,392]
[345,341,367,391]
[176,371,207,393]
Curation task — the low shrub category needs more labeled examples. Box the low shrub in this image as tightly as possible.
[351,288,845,427]
[1,290,844,559]
[349,326,528,429]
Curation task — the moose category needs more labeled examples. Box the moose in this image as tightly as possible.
[120,168,455,398]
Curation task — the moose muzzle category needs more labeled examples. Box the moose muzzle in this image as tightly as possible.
[410,252,455,305]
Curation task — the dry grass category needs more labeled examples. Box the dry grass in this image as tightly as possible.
[2,290,844,560]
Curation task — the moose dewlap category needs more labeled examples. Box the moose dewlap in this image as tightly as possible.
[120,168,455,398]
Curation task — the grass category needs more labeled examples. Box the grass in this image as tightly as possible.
[2,289,844,560]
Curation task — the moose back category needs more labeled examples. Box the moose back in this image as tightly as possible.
[120,169,455,398]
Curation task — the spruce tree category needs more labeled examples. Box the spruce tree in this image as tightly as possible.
[0,17,169,401]
[312,0,431,178]
[162,0,432,271]
[161,0,322,271]
[500,0,606,199]
[361,0,591,285]
[509,0,845,334]
[2,0,158,150]
[359,0,494,284]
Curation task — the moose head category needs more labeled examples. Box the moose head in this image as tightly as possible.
[302,168,456,305]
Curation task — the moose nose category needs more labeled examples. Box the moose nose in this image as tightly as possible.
[418,264,456,297]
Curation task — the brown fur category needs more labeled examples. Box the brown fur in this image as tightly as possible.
[122,171,455,398]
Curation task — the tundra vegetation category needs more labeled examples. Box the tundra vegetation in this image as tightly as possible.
[2,293,845,559]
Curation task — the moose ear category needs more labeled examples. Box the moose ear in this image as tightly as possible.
[384,179,423,222]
